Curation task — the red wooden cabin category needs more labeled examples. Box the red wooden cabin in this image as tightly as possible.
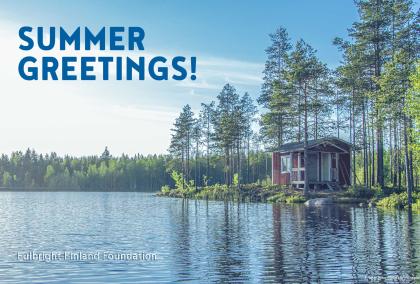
[272,137,351,190]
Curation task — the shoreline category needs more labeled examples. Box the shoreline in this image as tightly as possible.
[157,185,369,204]
[157,184,420,211]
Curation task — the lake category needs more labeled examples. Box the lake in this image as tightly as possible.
[0,192,418,283]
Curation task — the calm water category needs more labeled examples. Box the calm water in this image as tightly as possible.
[0,192,418,283]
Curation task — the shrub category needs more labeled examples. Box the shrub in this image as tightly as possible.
[377,192,408,209]
[267,192,287,203]
[285,195,306,203]
[267,191,306,203]
[376,191,420,209]
[160,185,171,194]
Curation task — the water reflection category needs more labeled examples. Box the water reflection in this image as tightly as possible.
[0,192,418,283]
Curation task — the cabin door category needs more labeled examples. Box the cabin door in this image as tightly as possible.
[321,153,331,181]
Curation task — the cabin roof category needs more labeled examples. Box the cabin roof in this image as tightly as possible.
[274,137,351,153]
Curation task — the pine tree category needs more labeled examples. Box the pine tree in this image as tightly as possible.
[199,101,215,184]
[287,40,329,196]
[168,104,196,188]
[212,84,240,186]
[258,27,294,149]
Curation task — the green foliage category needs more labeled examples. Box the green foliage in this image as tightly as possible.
[160,185,171,194]
[267,192,286,203]
[407,62,420,175]
[377,192,409,209]
[259,176,273,187]
[377,192,420,209]
[267,190,306,203]
[0,148,170,191]
[171,171,184,191]
[2,171,13,187]
[413,199,420,212]
[233,173,239,186]
[285,195,306,204]
[160,182,289,203]
[169,170,195,195]
[195,184,233,200]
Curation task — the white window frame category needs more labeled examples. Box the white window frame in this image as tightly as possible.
[281,155,291,173]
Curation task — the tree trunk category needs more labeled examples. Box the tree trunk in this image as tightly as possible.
[398,121,402,190]
[298,89,302,143]
[237,140,241,189]
[371,113,376,186]
[374,0,384,188]
[352,88,356,186]
[389,120,393,186]
[376,121,384,187]
[195,139,198,191]
[225,147,230,186]
[182,148,185,189]
[206,118,210,184]
[303,82,309,197]
[393,120,398,186]
[336,91,340,139]
[403,112,413,206]
[247,135,250,184]
[362,98,368,187]
[186,132,190,184]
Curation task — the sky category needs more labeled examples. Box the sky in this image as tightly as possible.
[0,0,360,156]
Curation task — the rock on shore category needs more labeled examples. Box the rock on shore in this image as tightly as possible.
[305,198,334,206]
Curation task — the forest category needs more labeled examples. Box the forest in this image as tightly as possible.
[1,0,418,199]
[0,147,271,191]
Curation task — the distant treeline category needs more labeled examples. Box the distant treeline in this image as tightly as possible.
[0,147,271,191]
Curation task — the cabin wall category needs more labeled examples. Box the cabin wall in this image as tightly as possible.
[292,153,299,168]
[272,152,281,184]
[338,153,351,186]
[272,152,290,185]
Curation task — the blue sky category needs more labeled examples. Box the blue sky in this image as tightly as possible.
[1,0,358,64]
[0,0,361,156]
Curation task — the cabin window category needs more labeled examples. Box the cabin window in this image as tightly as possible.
[281,156,291,173]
